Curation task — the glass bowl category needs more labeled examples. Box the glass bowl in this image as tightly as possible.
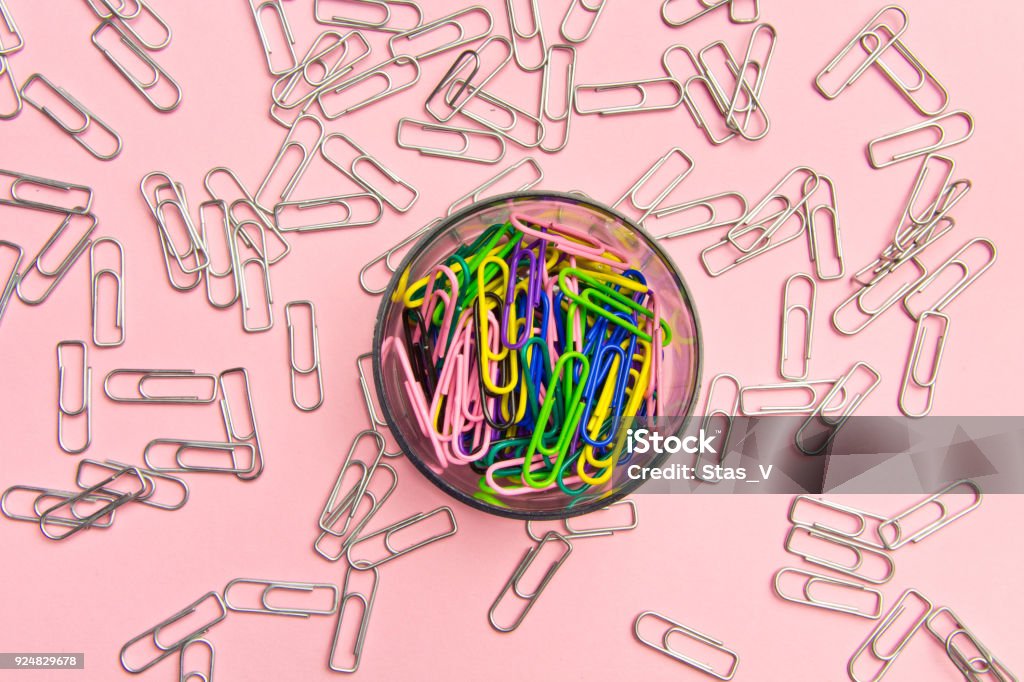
[372,191,702,520]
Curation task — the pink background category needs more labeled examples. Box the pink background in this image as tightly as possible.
[1,0,1022,680]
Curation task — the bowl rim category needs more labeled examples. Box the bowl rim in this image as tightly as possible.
[372,189,703,521]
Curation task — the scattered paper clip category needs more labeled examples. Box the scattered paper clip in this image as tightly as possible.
[329,565,379,673]
[346,505,457,569]
[89,237,126,347]
[285,300,324,411]
[560,0,606,44]
[91,20,181,112]
[103,369,218,404]
[224,578,339,617]
[780,273,815,381]
[773,568,884,619]
[848,589,932,682]
[867,110,975,169]
[19,74,123,160]
[898,311,949,418]
[396,117,506,164]
[489,531,572,632]
[877,479,982,550]
[387,5,493,60]
[120,591,228,674]
[56,340,92,455]
[634,610,740,680]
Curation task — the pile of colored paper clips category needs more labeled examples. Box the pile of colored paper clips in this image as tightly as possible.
[383,212,670,501]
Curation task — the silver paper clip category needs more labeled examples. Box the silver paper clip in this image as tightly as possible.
[143,438,257,475]
[39,467,147,540]
[16,214,97,306]
[346,506,457,570]
[0,0,24,55]
[489,531,572,633]
[925,607,1016,682]
[867,110,975,169]
[877,479,982,550]
[358,221,436,295]
[329,565,379,673]
[91,20,181,112]
[20,74,123,160]
[425,37,512,123]
[396,117,506,164]
[794,361,880,455]
[120,592,228,674]
[806,175,844,280]
[450,79,545,149]
[774,568,884,619]
[387,5,492,60]
[612,147,695,224]
[634,610,740,680]
[506,0,546,71]
[224,578,339,617]
[447,157,543,215]
[56,340,92,455]
[902,237,996,320]
[321,132,419,212]
[317,54,421,118]
[526,499,638,541]
[780,273,815,381]
[103,369,218,404]
[89,237,126,347]
[898,310,950,418]
[218,367,265,480]
[574,76,684,116]
[285,300,324,411]
[254,113,326,212]
[650,191,748,240]
[178,638,214,682]
[0,54,20,119]
[848,589,933,682]
[249,0,297,76]
[314,0,422,33]
[0,169,93,214]
[560,0,606,44]
[814,5,908,100]
[785,524,895,585]
[696,373,740,481]
[274,193,383,232]
[539,44,576,152]
[788,495,887,549]
[0,239,23,326]
[860,25,948,117]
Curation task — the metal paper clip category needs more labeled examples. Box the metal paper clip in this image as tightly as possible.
[560,0,605,44]
[695,373,740,481]
[329,566,379,673]
[16,219,96,307]
[426,37,513,123]
[774,568,883,619]
[450,157,544,216]
[73,458,153,507]
[89,237,125,347]
[285,301,324,412]
[120,592,228,674]
[720,24,776,140]
[218,367,265,480]
[0,54,19,119]
[20,74,123,160]
[785,524,895,585]
[650,191,748,240]
[539,44,576,152]
[738,380,849,416]
[103,369,218,404]
[314,0,421,33]
[358,221,436,294]
[898,311,949,418]
[346,506,457,570]
[387,5,492,60]
[321,132,419,212]
[86,0,172,51]
[318,54,421,118]
[506,0,546,71]
[249,0,297,76]
[91,20,181,112]
[318,430,387,536]
[2,484,117,527]
[198,199,239,309]
[860,25,948,116]
[699,200,805,276]
[574,76,684,116]
[727,167,819,253]
[255,113,325,211]
[925,607,1015,682]
[868,110,974,169]
[0,169,93,214]
[450,79,545,149]
[315,474,396,561]
[489,532,572,633]
[237,226,274,333]
[525,499,638,541]
[143,439,257,475]
[661,0,728,27]
[396,117,506,163]
[270,30,371,120]
[806,175,844,280]
[814,6,909,100]
[788,495,888,549]
[831,256,928,335]
[877,479,981,550]
[56,340,92,455]
[274,193,383,232]
[228,198,291,266]
[224,578,339,617]
[96,459,189,511]
[0,239,23,326]
[795,361,881,455]
[178,638,214,682]
[634,610,740,680]
[0,0,23,55]
[40,466,147,540]
[612,147,695,224]
[848,589,933,682]
[780,273,815,381]
[902,237,996,320]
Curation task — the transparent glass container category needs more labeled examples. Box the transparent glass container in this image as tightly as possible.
[372,191,702,520]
